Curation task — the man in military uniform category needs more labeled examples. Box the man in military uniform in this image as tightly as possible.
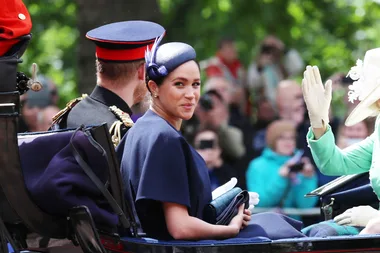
[52,21,165,146]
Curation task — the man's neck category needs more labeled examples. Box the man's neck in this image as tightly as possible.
[98,80,135,107]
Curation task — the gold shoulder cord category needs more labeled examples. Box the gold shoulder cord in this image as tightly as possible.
[109,105,134,147]
[51,94,88,125]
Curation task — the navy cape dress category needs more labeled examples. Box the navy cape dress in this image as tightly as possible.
[117,110,305,240]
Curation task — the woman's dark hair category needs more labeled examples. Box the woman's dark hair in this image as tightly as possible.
[145,60,200,94]
[145,73,165,93]
[145,37,197,92]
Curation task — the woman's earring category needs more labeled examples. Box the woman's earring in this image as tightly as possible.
[153,94,158,98]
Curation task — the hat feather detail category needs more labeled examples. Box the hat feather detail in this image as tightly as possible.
[145,32,168,79]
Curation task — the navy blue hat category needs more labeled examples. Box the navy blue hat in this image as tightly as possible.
[145,34,196,80]
[86,20,165,62]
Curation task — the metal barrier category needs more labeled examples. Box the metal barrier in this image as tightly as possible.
[252,207,321,217]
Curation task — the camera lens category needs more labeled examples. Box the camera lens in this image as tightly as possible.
[199,94,213,111]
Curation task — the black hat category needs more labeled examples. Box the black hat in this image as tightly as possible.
[145,34,196,80]
[26,75,55,108]
[86,20,165,62]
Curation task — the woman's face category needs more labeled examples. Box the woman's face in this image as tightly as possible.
[257,100,276,122]
[154,60,201,121]
[342,121,369,139]
[274,131,296,156]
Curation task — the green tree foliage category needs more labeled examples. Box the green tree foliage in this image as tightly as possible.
[21,0,78,108]
[159,0,380,118]
[20,0,380,109]
[159,0,380,78]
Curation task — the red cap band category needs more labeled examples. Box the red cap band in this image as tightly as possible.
[96,42,154,61]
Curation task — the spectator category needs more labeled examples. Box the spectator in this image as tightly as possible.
[276,79,305,124]
[337,117,374,149]
[203,76,252,133]
[27,75,57,108]
[200,37,248,115]
[19,100,41,132]
[201,37,245,87]
[275,79,336,186]
[194,129,236,191]
[184,89,246,162]
[203,76,233,105]
[246,120,318,216]
[18,75,57,132]
[36,105,60,132]
[247,35,304,108]
[251,96,276,157]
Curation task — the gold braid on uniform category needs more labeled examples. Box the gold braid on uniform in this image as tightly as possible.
[51,94,88,125]
[109,105,134,147]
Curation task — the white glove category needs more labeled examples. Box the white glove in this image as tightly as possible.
[334,205,380,227]
[212,177,237,200]
[302,65,332,128]
[248,192,260,212]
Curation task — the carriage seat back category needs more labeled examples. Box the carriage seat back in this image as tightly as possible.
[17,125,121,231]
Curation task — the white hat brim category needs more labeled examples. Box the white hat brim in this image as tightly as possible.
[345,85,380,126]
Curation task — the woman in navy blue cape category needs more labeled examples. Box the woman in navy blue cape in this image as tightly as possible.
[117,35,305,240]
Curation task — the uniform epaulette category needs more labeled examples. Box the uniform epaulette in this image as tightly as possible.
[51,94,88,125]
[109,105,134,147]
[109,106,134,127]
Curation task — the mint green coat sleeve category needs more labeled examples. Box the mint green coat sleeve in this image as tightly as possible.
[306,125,374,176]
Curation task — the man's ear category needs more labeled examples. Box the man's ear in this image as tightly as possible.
[137,63,145,81]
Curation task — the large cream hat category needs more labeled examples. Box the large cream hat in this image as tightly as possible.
[345,48,380,126]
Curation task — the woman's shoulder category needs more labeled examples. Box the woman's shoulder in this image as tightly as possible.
[130,110,183,142]
[250,148,275,162]
[248,148,281,170]
[246,157,270,180]
[247,156,267,171]
[133,110,163,127]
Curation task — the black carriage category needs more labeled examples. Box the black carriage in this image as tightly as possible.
[2,36,380,253]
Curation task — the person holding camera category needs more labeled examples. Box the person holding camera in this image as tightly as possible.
[245,120,317,214]
[247,35,304,108]
[193,129,236,191]
[194,89,246,163]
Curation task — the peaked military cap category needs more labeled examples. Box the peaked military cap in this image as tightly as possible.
[86,20,165,62]
[145,33,197,80]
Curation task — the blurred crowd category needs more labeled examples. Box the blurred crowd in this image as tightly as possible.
[18,34,374,221]
[183,35,374,219]
[18,75,60,133]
